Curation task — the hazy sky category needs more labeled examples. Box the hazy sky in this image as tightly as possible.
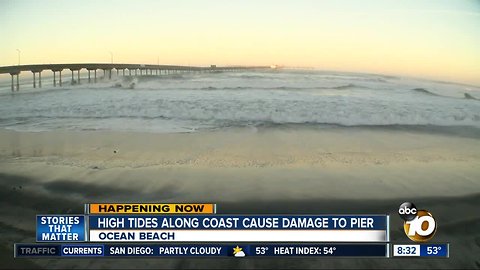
[1,0,479,84]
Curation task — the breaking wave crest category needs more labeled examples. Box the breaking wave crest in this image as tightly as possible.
[198,83,360,91]
[411,88,440,96]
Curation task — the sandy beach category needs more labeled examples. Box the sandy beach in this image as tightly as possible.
[1,126,479,269]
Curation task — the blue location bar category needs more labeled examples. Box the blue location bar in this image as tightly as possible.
[14,243,388,257]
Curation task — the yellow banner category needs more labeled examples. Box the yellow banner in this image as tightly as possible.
[88,203,216,214]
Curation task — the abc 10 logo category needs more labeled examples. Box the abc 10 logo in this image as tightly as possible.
[398,202,437,242]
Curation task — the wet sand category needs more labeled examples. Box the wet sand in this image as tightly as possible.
[0,126,479,269]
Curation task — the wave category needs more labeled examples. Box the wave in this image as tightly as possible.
[331,83,357,90]
[237,74,266,79]
[411,88,441,96]
[3,115,480,136]
[1,70,480,133]
[1,106,479,129]
[464,93,479,100]
[411,88,480,101]
[198,84,362,91]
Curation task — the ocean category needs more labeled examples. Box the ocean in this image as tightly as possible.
[0,69,479,133]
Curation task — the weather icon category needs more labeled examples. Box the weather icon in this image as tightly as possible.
[233,246,246,257]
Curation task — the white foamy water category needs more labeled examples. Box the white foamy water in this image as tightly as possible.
[0,69,479,133]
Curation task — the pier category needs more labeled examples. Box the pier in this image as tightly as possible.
[0,63,271,91]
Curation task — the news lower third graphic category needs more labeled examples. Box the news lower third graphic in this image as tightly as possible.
[14,203,449,258]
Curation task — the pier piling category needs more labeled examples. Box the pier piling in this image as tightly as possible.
[1,63,270,92]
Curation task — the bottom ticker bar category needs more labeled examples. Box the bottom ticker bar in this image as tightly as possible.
[15,243,388,258]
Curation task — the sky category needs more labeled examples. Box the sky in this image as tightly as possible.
[0,0,479,85]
